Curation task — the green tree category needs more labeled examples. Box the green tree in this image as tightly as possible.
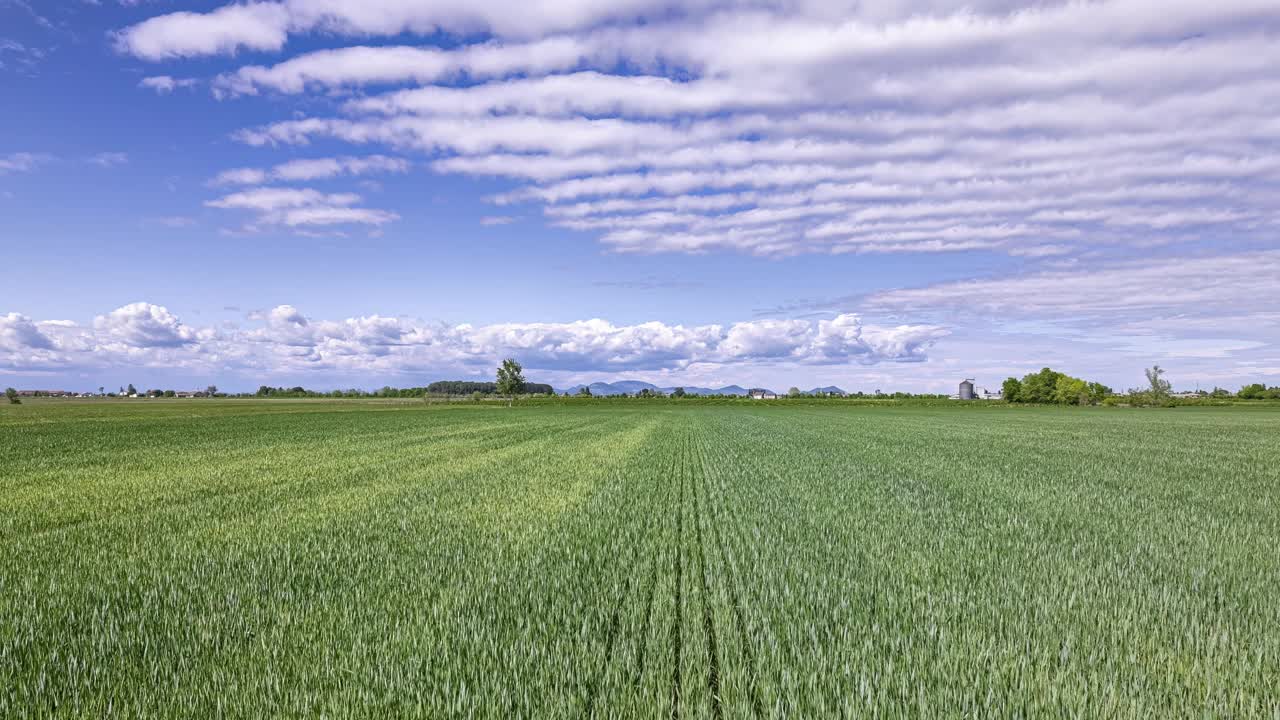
[788,386,801,398]
[576,385,592,397]
[1086,382,1112,404]
[163,390,176,398]
[1019,368,1063,404]
[671,387,686,398]
[496,358,526,406]
[1238,383,1266,399]
[1001,377,1022,403]
[1145,365,1171,401]
[1053,375,1088,405]
[5,387,19,405]
[126,383,137,396]
[206,385,218,397]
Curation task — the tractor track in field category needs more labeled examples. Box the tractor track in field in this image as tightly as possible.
[633,439,679,696]
[707,425,803,685]
[581,458,668,719]
[694,432,765,719]
[690,441,724,720]
[631,543,661,693]
[669,435,686,720]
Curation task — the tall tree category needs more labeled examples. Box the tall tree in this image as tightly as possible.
[1145,365,1171,401]
[495,358,526,407]
[5,387,19,405]
[1001,377,1022,403]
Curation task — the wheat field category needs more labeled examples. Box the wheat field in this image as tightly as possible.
[2,399,1278,717]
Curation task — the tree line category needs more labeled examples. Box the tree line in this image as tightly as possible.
[1238,383,1280,400]
[1002,368,1112,405]
[427,380,554,396]
[1002,366,1280,406]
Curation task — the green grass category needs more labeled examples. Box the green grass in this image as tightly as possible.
[2,399,1279,717]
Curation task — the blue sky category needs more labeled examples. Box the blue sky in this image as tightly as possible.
[2,0,1278,393]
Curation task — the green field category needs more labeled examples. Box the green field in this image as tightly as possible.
[3,400,1279,717]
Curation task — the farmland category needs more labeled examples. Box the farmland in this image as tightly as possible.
[2,400,1279,717]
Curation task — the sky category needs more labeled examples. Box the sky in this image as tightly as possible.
[2,0,1278,394]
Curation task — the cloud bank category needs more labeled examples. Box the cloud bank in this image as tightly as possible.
[0,304,946,380]
[118,0,1280,253]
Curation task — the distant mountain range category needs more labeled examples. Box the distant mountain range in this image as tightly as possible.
[555,380,847,396]
[557,381,753,396]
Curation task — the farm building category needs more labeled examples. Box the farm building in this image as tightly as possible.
[748,389,779,400]
[958,379,975,400]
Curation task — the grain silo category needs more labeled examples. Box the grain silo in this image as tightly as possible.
[958,379,975,400]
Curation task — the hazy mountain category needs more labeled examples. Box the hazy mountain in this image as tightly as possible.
[805,386,847,395]
[664,385,753,396]
[556,381,760,396]
[559,381,657,396]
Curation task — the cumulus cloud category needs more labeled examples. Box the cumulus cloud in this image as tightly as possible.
[1,313,55,351]
[92,302,201,348]
[0,303,944,376]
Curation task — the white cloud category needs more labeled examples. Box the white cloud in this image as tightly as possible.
[211,37,601,96]
[1,304,944,376]
[117,0,713,60]
[210,155,409,185]
[0,313,54,351]
[209,168,269,186]
[87,152,129,168]
[139,75,199,93]
[206,186,399,229]
[0,152,48,174]
[207,187,361,211]
[271,155,409,181]
[867,250,1280,319]
[116,0,1280,259]
[92,302,201,348]
[344,71,789,118]
[114,3,292,60]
